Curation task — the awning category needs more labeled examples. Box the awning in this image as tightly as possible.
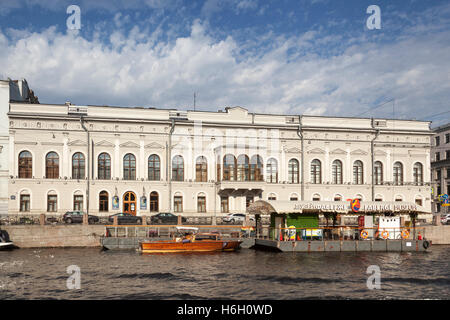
[247,200,427,215]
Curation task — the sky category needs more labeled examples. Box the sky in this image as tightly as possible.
[0,0,449,127]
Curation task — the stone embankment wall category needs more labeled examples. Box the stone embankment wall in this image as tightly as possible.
[1,225,104,248]
[424,225,450,245]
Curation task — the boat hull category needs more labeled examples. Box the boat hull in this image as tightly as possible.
[0,242,14,249]
[140,239,242,253]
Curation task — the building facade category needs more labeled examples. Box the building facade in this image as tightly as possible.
[7,102,433,220]
[0,78,38,215]
[431,123,450,215]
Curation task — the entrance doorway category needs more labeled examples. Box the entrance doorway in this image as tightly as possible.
[123,191,137,215]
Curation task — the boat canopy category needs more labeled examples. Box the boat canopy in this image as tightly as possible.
[175,226,199,232]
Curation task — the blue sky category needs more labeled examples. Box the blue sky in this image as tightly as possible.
[0,0,449,127]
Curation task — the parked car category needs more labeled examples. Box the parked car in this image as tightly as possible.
[63,211,99,224]
[108,212,142,225]
[222,213,255,223]
[150,212,187,224]
[441,214,450,225]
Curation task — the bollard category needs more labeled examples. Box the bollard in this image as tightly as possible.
[177,215,182,225]
[40,214,45,226]
[142,216,147,225]
[83,213,88,225]
[113,215,118,226]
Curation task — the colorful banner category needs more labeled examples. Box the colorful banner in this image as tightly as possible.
[112,196,119,210]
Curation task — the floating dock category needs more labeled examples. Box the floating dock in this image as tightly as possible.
[254,239,431,252]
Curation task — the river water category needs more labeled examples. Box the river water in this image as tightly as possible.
[0,246,449,300]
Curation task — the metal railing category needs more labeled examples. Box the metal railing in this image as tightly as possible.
[103,224,254,239]
[260,226,427,241]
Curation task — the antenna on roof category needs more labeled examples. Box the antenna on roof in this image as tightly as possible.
[193,92,196,111]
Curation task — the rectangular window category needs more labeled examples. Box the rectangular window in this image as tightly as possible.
[436,152,440,161]
[221,196,229,213]
[446,150,450,160]
[290,196,298,201]
[174,196,183,213]
[20,194,30,212]
[435,136,440,146]
[246,195,254,208]
[47,195,57,212]
[197,196,206,213]
[74,195,83,211]
[446,133,450,144]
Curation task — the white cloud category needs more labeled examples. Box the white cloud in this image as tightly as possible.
[0,12,449,126]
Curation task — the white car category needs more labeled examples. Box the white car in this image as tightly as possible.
[222,213,255,223]
[441,214,450,225]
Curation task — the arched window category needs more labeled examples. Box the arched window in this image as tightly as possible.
[196,156,208,182]
[123,153,136,180]
[237,155,249,181]
[150,191,159,212]
[174,193,183,212]
[266,158,278,183]
[99,191,109,212]
[332,160,343,184]
[172,155,184,181]
[312,194,321,201]
[334,194,342,201]
[353,160,363,184]
[310,159,321,184]
[98,153,111,180]
[413,162,423,185]
[268,193,277,201]
[223,154,237,181]
[45,152,59,179]
[148,154,160,181]
[18,151,32,178]
[393,162,403,185]
[197,193,206,213]
[288,159,299,184]
[250,155,263,181]
[72,152,85,179]
[290,193,299,201]
[374,161,383,185]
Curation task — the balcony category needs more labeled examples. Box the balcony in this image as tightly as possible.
[216,180,266,191]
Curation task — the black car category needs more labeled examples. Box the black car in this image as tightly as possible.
[108,212,143,225]
[63,211,99,224]
[150,212,186,224]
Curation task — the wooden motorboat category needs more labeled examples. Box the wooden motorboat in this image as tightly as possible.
[140,227,242,253]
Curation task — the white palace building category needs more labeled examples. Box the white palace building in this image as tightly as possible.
[2,94,434,222]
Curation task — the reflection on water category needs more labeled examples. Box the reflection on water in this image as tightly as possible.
[0,246,449,299]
